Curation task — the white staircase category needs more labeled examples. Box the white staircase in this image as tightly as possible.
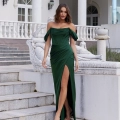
[0,45,31,66]
[0,72,55,120]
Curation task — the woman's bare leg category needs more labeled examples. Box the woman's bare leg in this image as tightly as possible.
[54,65,70,120]
[64,98,71,120]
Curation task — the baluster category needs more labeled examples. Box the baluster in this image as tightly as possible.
[81,26,84,40]
[8,22,11,38]
[82,27,84,41]
[4,22,7,38]
[0,22,2,38]
[6,22,8,37]
[86,27,88,41]
[41,27,44,34]
[34,24,37,37]
[92,27,94,41]
[25,23,28,38]
[13,22,16,38]
[90,27,92,40]
[92,27,95,40]
[83,27,86,40]
[36,24,39,37]
[17,23,20,38]
[79,26,82,41]
[80,26,83,41]
[21,23,24,38]
[80,26,87,48]
[29,23,32,38]
[44,24,47,34]
[40,24,44,37]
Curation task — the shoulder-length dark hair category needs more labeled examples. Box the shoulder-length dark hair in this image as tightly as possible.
[54,4,72,23]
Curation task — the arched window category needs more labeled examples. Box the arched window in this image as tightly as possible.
[87,6,98,26]
[18,0,32,22]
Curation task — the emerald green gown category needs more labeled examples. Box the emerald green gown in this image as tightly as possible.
[44,27,78,120]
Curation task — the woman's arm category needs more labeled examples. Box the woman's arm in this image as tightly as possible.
[43,22,51,59]
[42,22,51,68]
[70,23,79,71]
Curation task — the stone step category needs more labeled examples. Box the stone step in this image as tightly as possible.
[0,81,35,96]
[0,53,29,57]
[0,92,54,112]
[0,105,82,120]
[0,60,31,66]
[0,47,18,50]
[0,50,29,53]
[0,56,30,61]
[0,72,19,83]
[0,105,55,120]
[0,44,7,47]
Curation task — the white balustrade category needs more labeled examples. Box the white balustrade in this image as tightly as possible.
[0,20,101,40]
[76,25,101,41]
[0,20,47,39]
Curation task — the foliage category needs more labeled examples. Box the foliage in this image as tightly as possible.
[88,46,120,62]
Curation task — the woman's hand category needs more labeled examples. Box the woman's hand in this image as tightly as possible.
[42,58,47,68]
[75,60,79,72]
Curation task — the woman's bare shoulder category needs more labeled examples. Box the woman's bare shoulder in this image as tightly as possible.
[47,21,55,29]
[69,23,76,32]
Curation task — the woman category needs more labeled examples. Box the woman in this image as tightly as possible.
[42,3,79,120]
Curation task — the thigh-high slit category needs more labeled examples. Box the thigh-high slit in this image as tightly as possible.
[50,44,76,120]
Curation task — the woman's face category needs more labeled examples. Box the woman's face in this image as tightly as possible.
[59,7,67,21]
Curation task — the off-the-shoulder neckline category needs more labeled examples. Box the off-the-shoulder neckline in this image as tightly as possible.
[51,27,69,29]
[49,27,76,34]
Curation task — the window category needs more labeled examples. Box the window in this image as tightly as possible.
[18,0,32,5]
[87,6,98,15]
[28,9,32,22]
[18,8,25,21]
[18,0,32,22]
[87,6,98,26]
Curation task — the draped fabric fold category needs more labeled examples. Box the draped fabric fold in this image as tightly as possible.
[69,28,78,41]
[44,28,51,42]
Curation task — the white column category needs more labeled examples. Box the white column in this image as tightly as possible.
[112,0,117,24]
[97,40,106,61]
[95,28,110,61]
[78,0,87,25]
[32,0,42,23]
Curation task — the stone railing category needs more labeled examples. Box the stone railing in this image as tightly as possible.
[0,20,101,40]
[76,25,101,41]
[0,20,47,39]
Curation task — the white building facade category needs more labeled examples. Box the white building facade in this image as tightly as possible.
[0,0,120,50]
[0,0,59,23]
[0,0,120,25]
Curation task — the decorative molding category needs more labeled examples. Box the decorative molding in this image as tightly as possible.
[13,0,18,8]
[87,1,101,17]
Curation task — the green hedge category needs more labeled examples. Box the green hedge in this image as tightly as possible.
[88,46,120,62]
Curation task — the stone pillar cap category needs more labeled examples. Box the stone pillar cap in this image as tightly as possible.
[94,35,110,40]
